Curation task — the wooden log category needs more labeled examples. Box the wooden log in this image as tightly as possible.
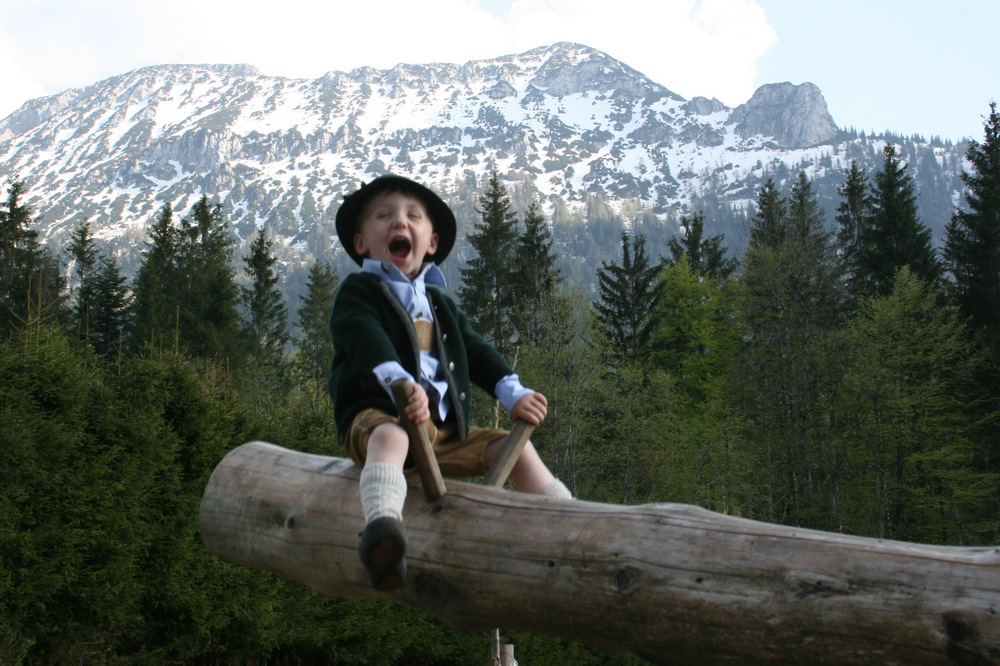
[199,441,1000,665]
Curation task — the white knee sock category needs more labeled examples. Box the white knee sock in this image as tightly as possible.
[541,478,573,499]
[359,462,408,523]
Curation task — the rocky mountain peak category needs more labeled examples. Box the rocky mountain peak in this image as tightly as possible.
[730,82,838,148]
[522,42,680,102]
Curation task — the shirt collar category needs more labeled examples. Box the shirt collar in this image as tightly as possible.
[361,258,447,288]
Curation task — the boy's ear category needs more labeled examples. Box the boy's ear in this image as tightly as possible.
[426,232,439,257]
[353,233,369,259]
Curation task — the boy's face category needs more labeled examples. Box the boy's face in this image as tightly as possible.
[354,190,439,279]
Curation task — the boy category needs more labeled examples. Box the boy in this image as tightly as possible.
[329,174,572,592]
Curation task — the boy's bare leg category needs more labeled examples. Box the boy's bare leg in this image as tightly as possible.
[485,437,564,495]
[358,422,411,591]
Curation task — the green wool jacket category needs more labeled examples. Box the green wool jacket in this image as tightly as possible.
[328,271,513,441]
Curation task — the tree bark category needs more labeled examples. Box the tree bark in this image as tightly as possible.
[200,441,1000,664]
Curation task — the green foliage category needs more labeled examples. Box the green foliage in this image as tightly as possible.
[514,286,598,493]
[0,180,64,337]
[837,268,993,542]
[128,198,242,363]
[733,174,847,526]
[652,255,737,403]
[0,328,258,663]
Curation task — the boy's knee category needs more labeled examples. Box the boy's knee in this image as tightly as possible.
[367,422,410,464]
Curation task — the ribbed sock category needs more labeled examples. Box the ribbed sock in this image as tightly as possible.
[540,478,573,499]
[359,462,408,523]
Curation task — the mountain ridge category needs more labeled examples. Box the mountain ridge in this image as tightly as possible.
[0,42,967,285]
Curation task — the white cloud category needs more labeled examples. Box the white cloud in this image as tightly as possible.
[504,0,776,104]
[0,21,50,117]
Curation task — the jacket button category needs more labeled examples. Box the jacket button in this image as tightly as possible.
[458,392,466,402]
[448,362,455,371]
[442,334,448,342]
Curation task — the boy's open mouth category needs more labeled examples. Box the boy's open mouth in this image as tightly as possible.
[388,237,411,258]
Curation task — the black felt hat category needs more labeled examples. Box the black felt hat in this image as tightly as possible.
[335,174,457,266]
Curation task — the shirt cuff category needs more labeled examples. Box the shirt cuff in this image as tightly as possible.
[373,361,415,400]
[495,373,533,417]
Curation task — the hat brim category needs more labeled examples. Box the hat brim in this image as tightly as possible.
[335,175,457,266]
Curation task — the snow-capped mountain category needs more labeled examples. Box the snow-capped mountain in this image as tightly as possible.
[0,42,968,277]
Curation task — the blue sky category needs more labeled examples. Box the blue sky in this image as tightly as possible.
[1,0,994,143]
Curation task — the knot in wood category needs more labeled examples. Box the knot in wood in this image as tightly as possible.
[615,566,641,594]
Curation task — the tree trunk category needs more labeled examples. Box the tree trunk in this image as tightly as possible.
[199,441,1000,665]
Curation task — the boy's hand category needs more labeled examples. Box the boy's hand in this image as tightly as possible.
[403,381,432,425]
[512,392,548,426]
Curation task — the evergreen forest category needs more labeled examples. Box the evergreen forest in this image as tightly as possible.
[2,104,1000,664]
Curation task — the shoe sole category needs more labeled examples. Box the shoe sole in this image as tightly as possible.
[371,537,405,591]
[359,517,408,591]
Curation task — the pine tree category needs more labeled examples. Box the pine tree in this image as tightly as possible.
[512,200,562,346]
[594,231,661,366]
[858,145,941,295]
[293,260,339,389]
[176,196,241,362]
[0,180,63,335]
[240,226,289,364]
[67,220,101,341]
[944,102,1000,358]
[664,211,736,280]
[88,256,131,359]
[67,220,100,285]
[128,204,179,352]
[835,160,874,297]
[458,172,521,359]
[748,179,786,250]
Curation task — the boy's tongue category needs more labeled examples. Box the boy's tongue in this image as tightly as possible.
[389,237,411,259]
